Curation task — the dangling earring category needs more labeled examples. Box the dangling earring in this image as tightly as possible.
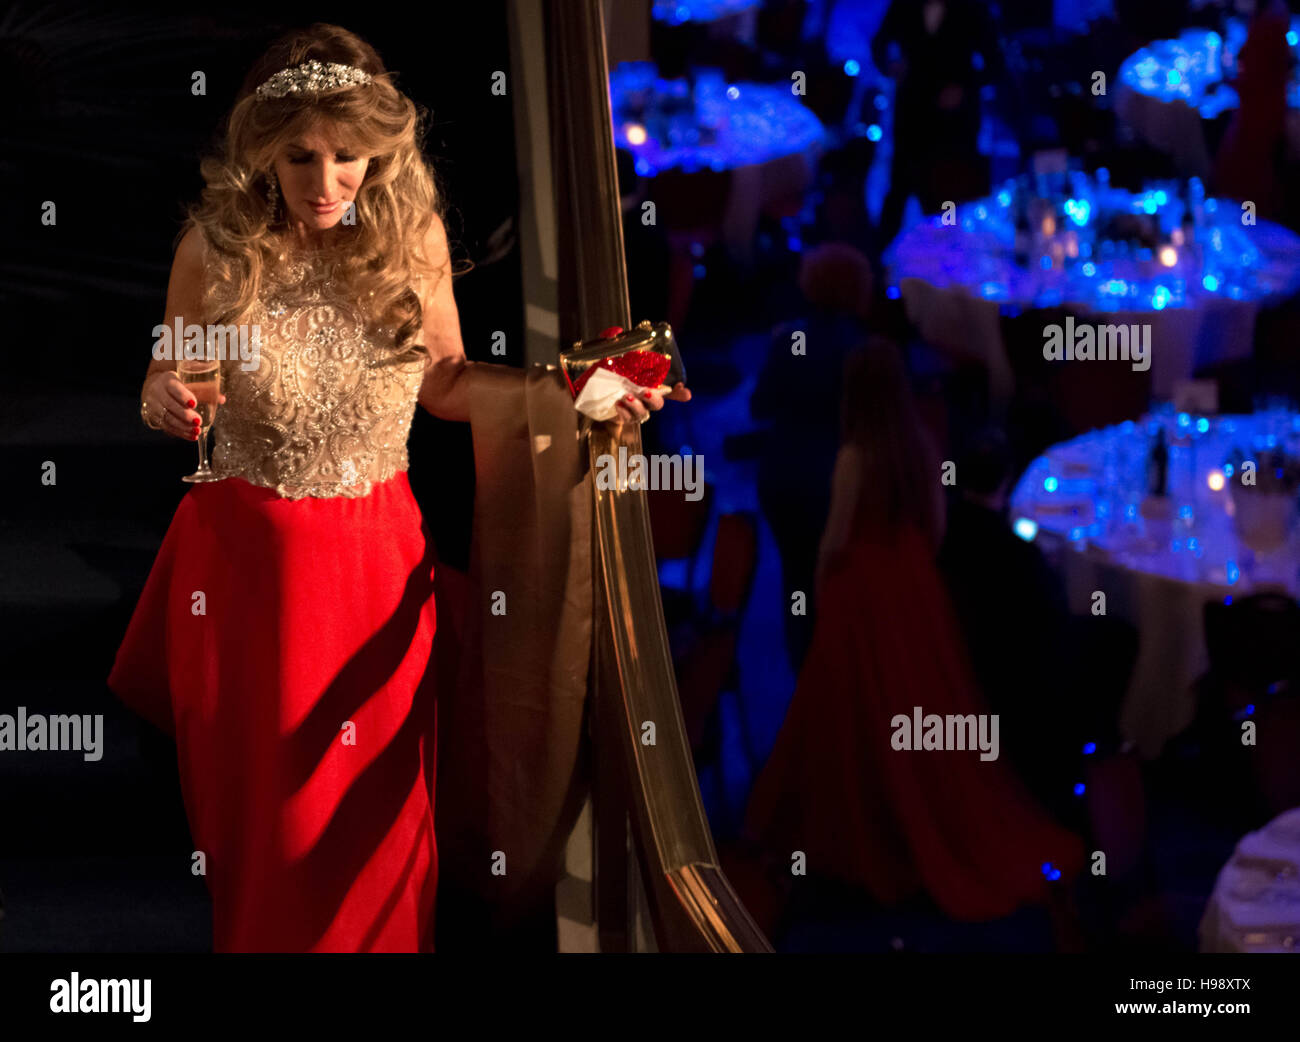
[266,170,281,223]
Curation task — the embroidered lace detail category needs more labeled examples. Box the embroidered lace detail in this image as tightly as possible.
[204,243,425,500]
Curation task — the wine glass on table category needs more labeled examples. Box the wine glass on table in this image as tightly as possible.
[177,357,222,483]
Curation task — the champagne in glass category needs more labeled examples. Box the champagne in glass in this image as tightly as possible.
[178,358,222,483]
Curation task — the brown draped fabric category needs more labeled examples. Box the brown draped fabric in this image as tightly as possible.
[430,361,593,926]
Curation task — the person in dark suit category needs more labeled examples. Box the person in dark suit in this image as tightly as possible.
[752,242,875,673]
[872,0,1000,248]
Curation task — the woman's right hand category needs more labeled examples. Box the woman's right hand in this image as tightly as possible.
[143,370,226,440]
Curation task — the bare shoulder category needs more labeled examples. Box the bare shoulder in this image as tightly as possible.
[168,225,208,296]
[836,441,866,472]
[174,223,207,270]
[413,212,453,307]
[165,224,208,318]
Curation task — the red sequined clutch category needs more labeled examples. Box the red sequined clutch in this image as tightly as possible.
[558,321,684,399]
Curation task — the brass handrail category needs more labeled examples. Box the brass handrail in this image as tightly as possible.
[545,0,773,952]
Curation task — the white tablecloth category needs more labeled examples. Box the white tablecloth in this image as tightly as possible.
[1200,806,1300,953]
[1012,414,1300,758]
[888,206,1300,400]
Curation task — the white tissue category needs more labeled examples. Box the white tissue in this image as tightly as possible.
[572,366,653,421]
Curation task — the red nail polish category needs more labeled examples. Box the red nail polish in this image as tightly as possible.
[625,394,635,402]
[188,400,196,407]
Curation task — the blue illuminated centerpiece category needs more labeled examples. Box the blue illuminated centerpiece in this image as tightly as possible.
[651,0,760,25]
[1119,18,1300,118]
[884,165,1300,313]
[610,62,826,176]
[1011,408,1300,590]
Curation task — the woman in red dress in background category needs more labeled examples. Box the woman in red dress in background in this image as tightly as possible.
[742,338,1084,932]
[1212,0,1294,221]
[108,23,668,953]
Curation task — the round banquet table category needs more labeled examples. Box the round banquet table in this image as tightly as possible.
[1116,20,1300,179]
[610,62,825,266]
[651,0,760,25]
[1199,806,1300,953]
[885,181,1300,404]
[1010,409,1300,759]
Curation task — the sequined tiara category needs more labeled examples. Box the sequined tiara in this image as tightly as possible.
[254,59,373,101]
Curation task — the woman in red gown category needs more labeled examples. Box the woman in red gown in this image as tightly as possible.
[743,339,1084,929]
[1211,0,1293,221]
[108,24,667,953]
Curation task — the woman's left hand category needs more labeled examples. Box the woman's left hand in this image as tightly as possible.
[611,381,692,425]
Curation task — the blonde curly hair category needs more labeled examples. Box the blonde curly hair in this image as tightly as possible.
[181,23,467,364]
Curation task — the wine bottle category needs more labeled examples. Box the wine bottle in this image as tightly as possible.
[1146,426,1169,497]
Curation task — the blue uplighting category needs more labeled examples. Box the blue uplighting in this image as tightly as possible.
[1152,285,1171,310]
[866,123,883,142]
[1289,30,1298,46]
[1044,476,1059,492]
[843,59,860,77]
[1227,560,1240,584]
[1196,417,1210,433]
[886,286,900,299]
[1013,517,1039,542]
[1177,411,1192,428]
[1082,742,1097,755]
[1203,274,1219,291]
[1073,783,1086,796]
[609,61,824,175]
[1041,862,1062,881]
[1245,703,1255,716]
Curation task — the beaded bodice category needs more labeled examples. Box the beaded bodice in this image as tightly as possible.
[204,242,427,500]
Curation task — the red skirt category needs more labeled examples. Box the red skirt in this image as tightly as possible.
[108,471,438,952]
[744,524,1083,923]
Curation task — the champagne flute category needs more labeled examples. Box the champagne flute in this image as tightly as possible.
[178,358,222,483]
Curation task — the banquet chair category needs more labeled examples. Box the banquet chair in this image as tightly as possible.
[1050,353,1152,438]
[1203,593,1300,703]
[675,512,760,764]
[653,168,733,330]
[1001,306,1153,442]
[1198,593,1300,824]
[1001,308,1075,472]
[648,479,716,633]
